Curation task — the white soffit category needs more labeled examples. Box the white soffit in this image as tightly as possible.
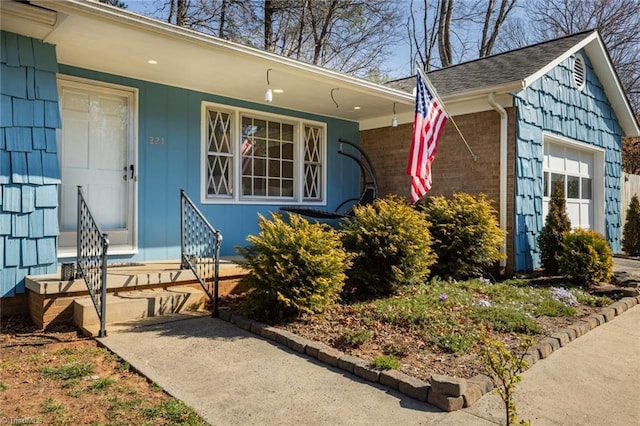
[16,0,414,124]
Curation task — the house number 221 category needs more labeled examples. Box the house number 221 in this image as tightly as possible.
[148,136,164,145]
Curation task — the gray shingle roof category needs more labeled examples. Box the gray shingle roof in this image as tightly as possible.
[386,30,595,96]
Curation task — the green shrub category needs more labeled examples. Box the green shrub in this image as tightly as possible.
[40,362,95,381]
[341,329,371,347]
[236,213,351,319]
[558,229,613,287]
[534,298,576,317]
[417,192,505,279]
[371,354,400,370]
[622,194,640,256]
[467,306,541,334]
[341,196,436,297]
[538,182,571,273]
[429,330,478,353]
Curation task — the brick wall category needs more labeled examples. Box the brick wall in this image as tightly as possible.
[361,107,517,272]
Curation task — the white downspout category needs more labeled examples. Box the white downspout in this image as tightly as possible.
[488,93,508,273]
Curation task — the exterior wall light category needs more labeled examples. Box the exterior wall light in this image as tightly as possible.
[264,68,273,103]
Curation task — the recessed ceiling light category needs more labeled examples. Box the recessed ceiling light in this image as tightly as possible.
[353,106,361,110]
[273,89,284,94]
[148,60,158,65]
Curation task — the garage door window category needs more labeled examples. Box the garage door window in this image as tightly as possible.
[544,172,592,201]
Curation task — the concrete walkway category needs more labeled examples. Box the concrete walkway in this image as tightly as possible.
[99,304,640,425]
[467,304,640,425]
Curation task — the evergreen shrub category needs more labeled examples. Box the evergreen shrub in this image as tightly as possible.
[538,182,571,273]
[236,213,351,319]
[417,192,505,279]
[558,229,613,287]
[622,194,640,256]
[341,196,436,297]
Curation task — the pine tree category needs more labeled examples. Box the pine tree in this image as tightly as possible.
[538,181,571,273]
[622,194,640,256]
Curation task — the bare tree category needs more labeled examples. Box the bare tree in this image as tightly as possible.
[99,0,127,7]
[527,0,640,114]
[406,0,519,74]
[438,0,454,67]
[478,0,517,57]
[623,135,640,174]
[409,0,439,72]
[143,0,402,77]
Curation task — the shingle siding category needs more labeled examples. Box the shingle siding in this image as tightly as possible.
[513,51,623,271]
[1,31,60,296]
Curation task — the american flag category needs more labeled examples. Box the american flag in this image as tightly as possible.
[406,68,448,204]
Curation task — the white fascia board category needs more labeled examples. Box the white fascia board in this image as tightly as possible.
[360,93,514,131]
[584,38,640,137]
[521,31,639,137]
[522,32,598,88]
[0,0,57,39]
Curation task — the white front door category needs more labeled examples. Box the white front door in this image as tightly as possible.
[58,77,137,255]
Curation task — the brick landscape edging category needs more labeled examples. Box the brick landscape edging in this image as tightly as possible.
[217,294,640,412]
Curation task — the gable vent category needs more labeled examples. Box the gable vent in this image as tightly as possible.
[573,54,586,91]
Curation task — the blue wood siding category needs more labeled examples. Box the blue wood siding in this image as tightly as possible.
[58,65,360,261]
[0,31,60,296]
[513,51,623,271]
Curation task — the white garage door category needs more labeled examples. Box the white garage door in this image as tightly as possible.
[543,142,594,229]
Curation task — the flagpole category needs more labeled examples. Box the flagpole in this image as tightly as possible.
[415,64,478,161]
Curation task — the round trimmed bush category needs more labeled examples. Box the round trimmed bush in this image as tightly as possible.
[341,196,436,297]
[558,229,613,287]
[417,192,505,279]
[236,213,351,319]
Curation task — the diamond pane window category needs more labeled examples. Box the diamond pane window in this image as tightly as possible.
[304,125,322,200]
[206,109,233,197]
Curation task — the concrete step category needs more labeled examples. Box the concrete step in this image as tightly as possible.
[73,285,208,336]
[26,259,249,329]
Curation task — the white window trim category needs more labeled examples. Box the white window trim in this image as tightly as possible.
[542,132,605,234]
[200,101,327,205]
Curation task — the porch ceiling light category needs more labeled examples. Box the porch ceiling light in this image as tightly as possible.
[392,102,398,127]
[264,68,273,103]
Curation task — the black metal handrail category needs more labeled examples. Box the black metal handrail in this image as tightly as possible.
[180,189,222,317]
[76,186,109,337]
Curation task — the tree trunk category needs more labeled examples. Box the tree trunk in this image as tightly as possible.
[219,0,228,39]
[264,0,275,51]
[438,0,453,67]
[480,0,517,57]
[176,0,187,27]
[312,0,339,65]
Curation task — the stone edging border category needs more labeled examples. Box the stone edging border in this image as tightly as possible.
[217,294,640,412]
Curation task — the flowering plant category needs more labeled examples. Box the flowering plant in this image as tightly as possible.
[477,299,492,307]
[550,287,578,307]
